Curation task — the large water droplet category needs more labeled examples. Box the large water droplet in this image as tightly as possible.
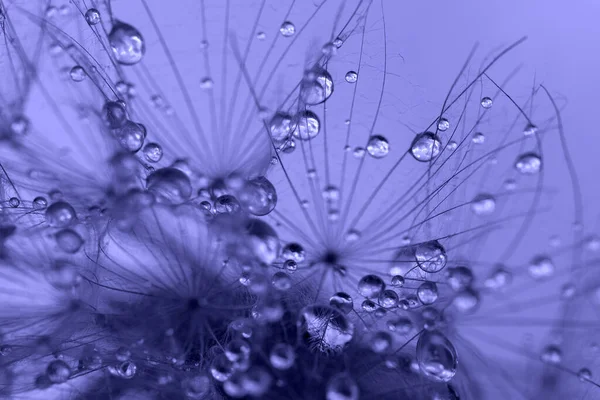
[269,343,295,370]
[46,360,71,383]
[269,112,296,143]
[416,330,458,382]
[238,177,277,216]
[470,193,496,216]
[294,111,320,140]
[298,305,354,353]
[109,21,145,65]
[45,201,76,228]
[515,152,542,175]
[147,167,192,204]
[300,67,333,105]
[330,292,353,314]
[410,132,442,162]
[367,135,389,158]
[415,241,447,273]
[417,281,438,305]
[357,274,385,298]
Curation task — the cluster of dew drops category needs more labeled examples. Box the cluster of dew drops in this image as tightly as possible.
[1,2,593,400]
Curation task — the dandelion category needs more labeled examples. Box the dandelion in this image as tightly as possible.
[0,0,595,399]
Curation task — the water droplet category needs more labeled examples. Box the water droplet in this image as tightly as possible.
[85,8,101,25]
[480,97,493,108]
[388,318,412,334]
[371,331,392,353]
[269,343,295,370]
[182,375,211,399]
[102,101,128,129]
[246,219,280,265]
[367,135,389,158]
[44,262,81,290]
[353,147,365,158]
[272,272,292,291]
[523,123,538,136]
[239,177,277,216]
[109,21,145,65]
[10,116,29,136]
[472,132,485,144]
[379,290,399,308]
[56,229,84,253]
[410,132,442,162]
[147,168,192,204]
[541,345,562,364]
[284,259,297,272]
[437,118,450,132]
[391,275,405,287]
[46,360,71,383]
[8,197,19,208]
[417,281,438,305]
[326,374,359,400]
[215,195,241,214]
[300,67,333,105]
[210,354,233,382]
[452,288,479,313]
[446,266,473,291]
[200,77,214,90]
[484,267,512,291]
[330,292,353,314]
[256,31,266,40]
[358,274,385,298]
[345,71,358,83]
[115,120,145,152]
[282,243,305,263]
[70,66,86,82]
[45,201,76,228]
[470,193,496,215]
[528,256,555,280]
[294,110,320,140]
[269,112,296,142]
[515,152,542,175]
[578,368,592,382]
[143,142,163,163]
[298,305,354,352]
[416,330,458,382]
[33,196,48,210]
[279,21,295,37]
[344,229,361,242]
[415,241,447,273]
[361,299,377,312]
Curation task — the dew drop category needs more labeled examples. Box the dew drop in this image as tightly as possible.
[416,330,458,382]
[480,96,493,108]
[46,360,71,383]
[330,292,353,314]
[417,281,438,305]
[452,288,480,313]
[528,256,555,280]
[300,67,333,105]
[515,152,542,175]
[410,132,442,162]
[298,305,354,352]
[523,123,538,136]
[147,167,192,204]
[69,66,86,82]
[345,71,358,83]
[294,110,320,140]
[578,368,592,382]
[85,8,101,25]
[371,331,393,353]
[238,177,277,216]
[109,21,145,65]
[391,275,405,287]
[45,201,76,228]
[56,229,84,253]
[326,374,359,400]
[271,272,292,291]
[437,118,450,132]
[472,132,485,144]
[282,243,305,263]
[143,142,163,163]
[358,274,385,298]
[470,193,496,216]
[367,135,389,158]
[200,77,214,90]
[279,21,295,37]
[541,345,562,364]
[415,240,447,273]
[379,290,399,308]
[269,112,296,142]
[33,196,48,210]
[484,267,512,291]
[115,120,145,153]
[446,266,474,291]
[269,344,295,370]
